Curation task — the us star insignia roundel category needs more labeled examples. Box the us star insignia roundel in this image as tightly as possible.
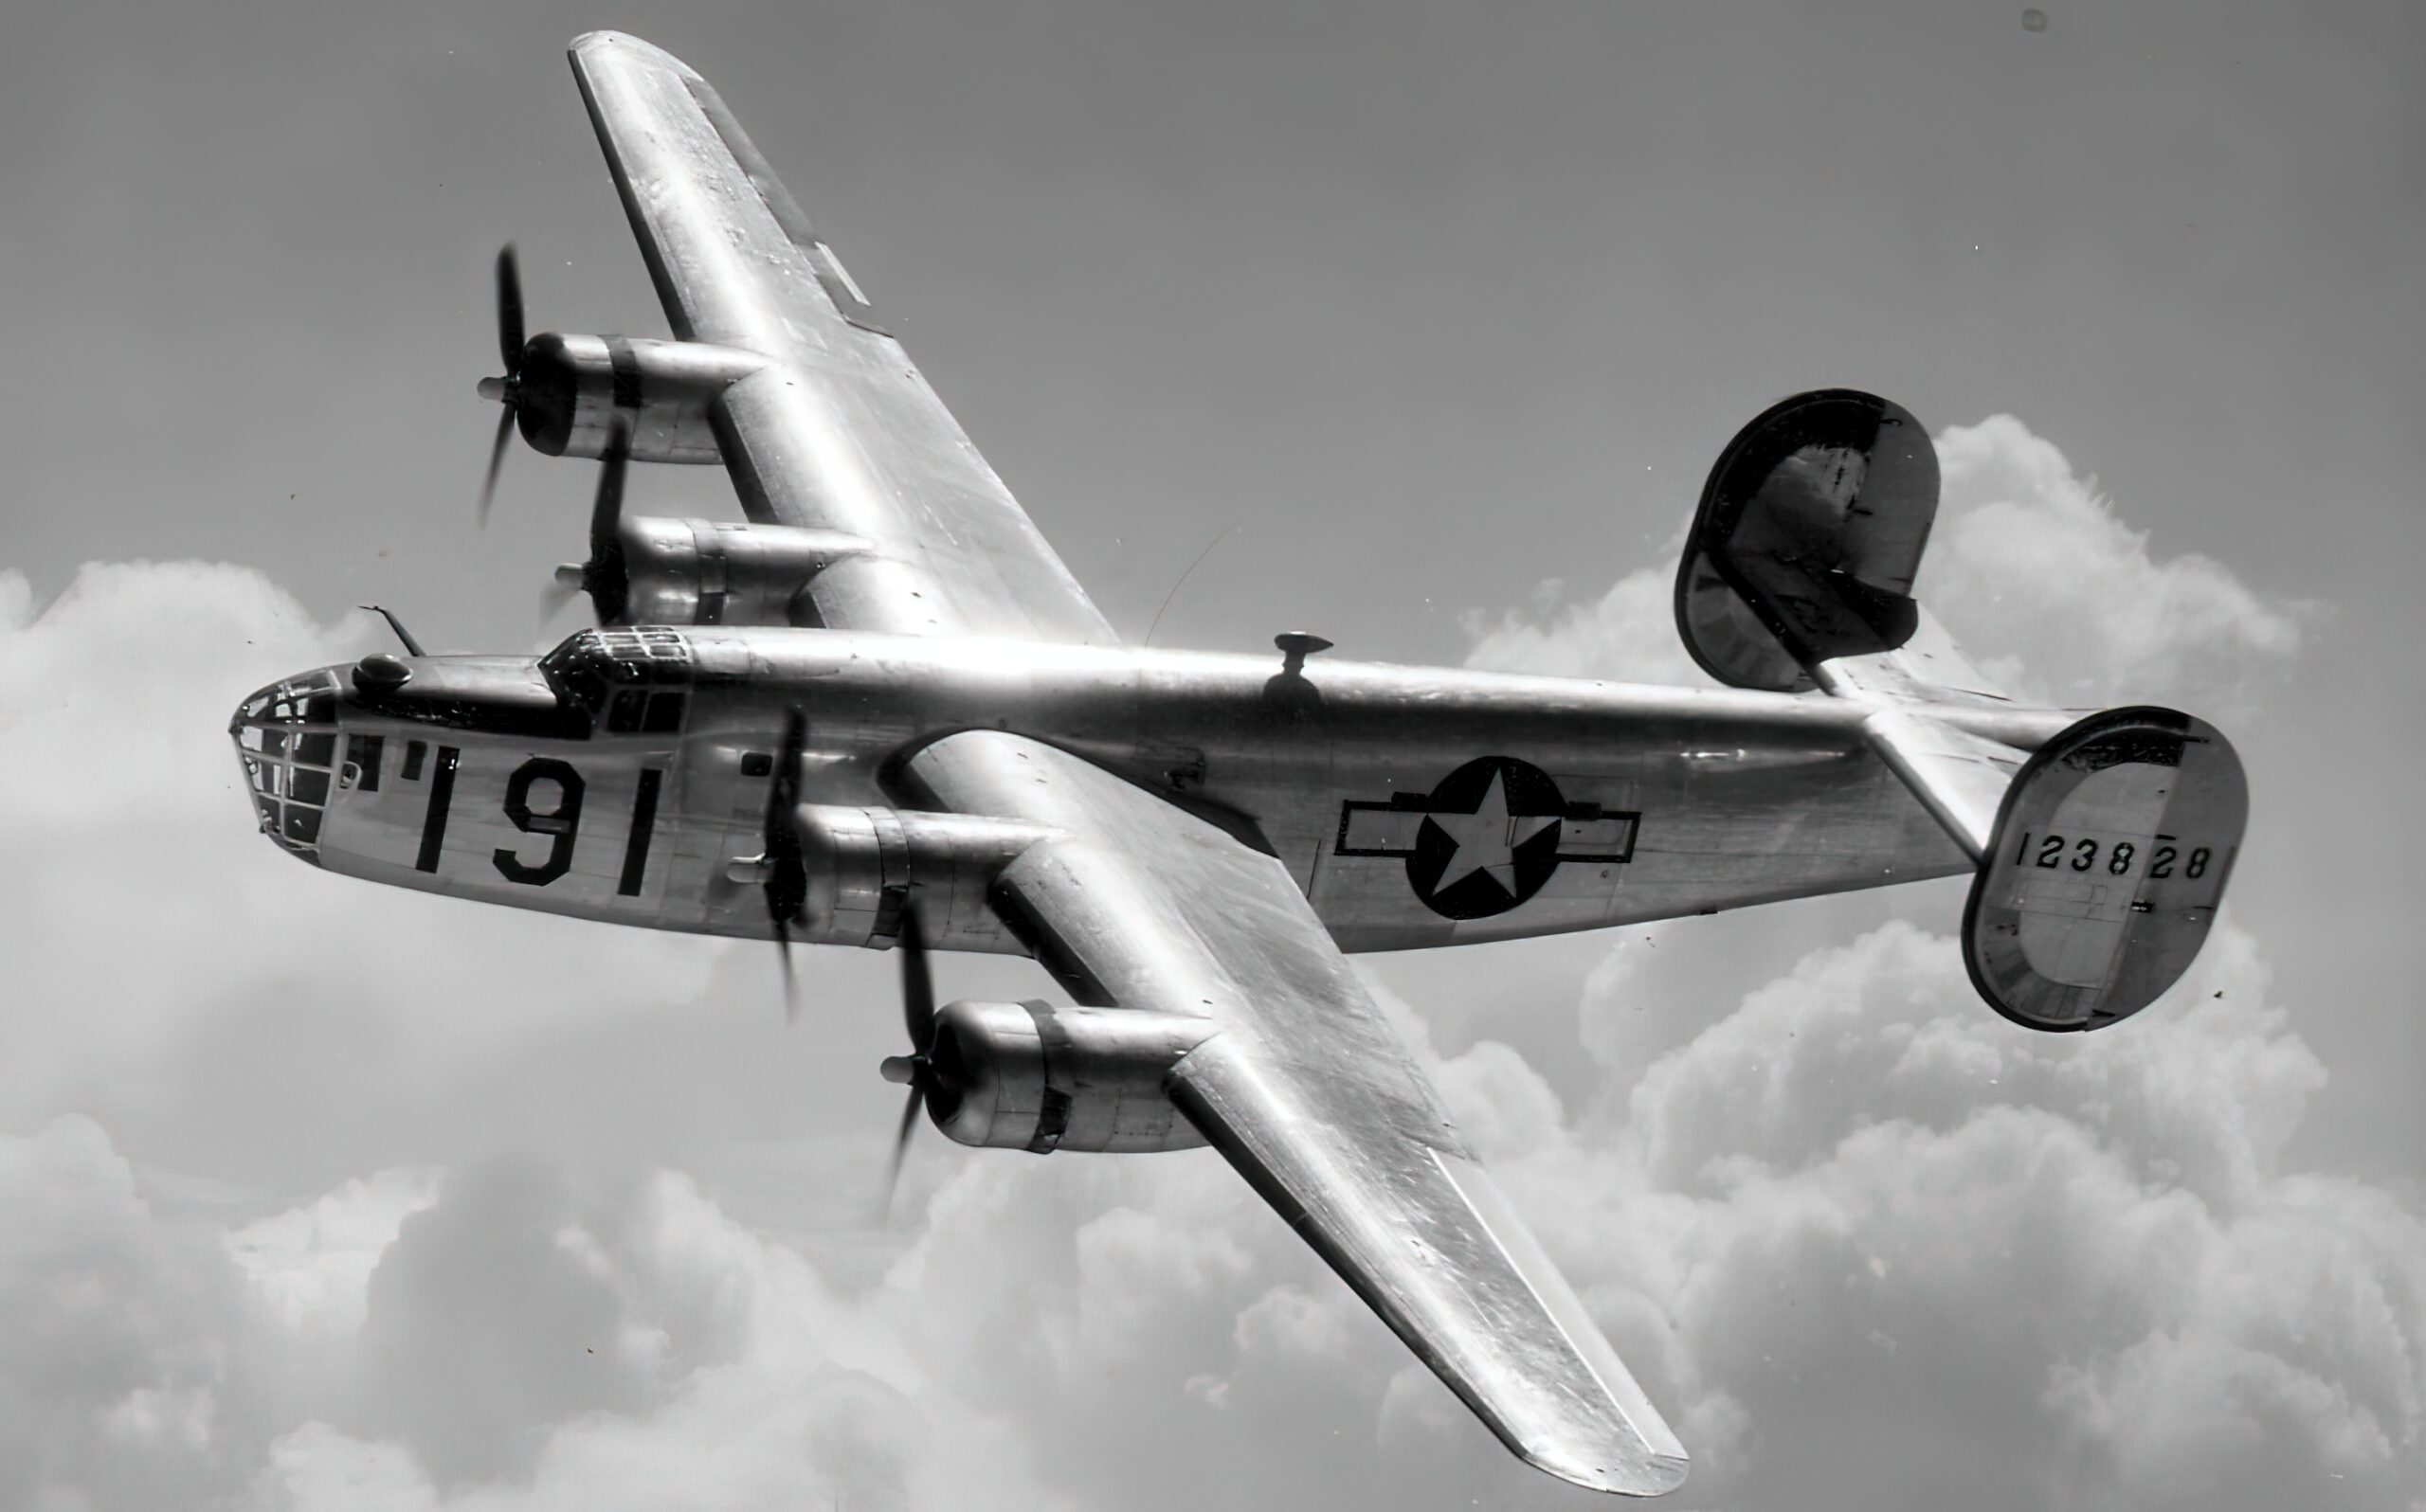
[1334,756,1640,919]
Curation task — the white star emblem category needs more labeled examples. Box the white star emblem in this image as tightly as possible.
[1425,769,1558,896]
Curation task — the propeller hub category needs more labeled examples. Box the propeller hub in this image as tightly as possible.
[477,242,529,527]
[880,1054,923,1086]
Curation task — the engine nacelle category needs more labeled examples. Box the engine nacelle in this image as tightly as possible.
[614,516,868,626]
[924,1001,1213,1153]
[513,333,767,463]
[778,804,1054,956]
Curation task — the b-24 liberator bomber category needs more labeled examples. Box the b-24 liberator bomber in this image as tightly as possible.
[231,31,2247,1498]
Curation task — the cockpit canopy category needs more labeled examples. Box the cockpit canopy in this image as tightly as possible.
[538,627,694,734]
[227,634,700,862]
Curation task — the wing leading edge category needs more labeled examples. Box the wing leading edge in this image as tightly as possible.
[569,31,1115,644]
[896,731,1689,1497]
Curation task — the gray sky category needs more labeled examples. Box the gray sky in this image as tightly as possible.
[3,3,2419,1509]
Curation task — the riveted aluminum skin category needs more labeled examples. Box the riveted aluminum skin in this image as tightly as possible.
[570,33,1118,642]
[254,627,2075,948]
[923,1000,1213,1153]
[513,333,765,462]
[1964,707,2247,1032]
[615,516,868,626]
[909,731,1690,1494]
[224,30,2260,1501]
[791,803,1049,953]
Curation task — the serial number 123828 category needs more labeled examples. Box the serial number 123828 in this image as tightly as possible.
[2010,830,2212,881]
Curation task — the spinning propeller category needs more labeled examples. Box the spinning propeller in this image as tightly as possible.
[760,709,811,1020]
[544,423,633,625]
[475,243,530,526]
[878,904,940,1217]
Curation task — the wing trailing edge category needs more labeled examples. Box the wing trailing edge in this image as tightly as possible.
[567,31,1119,643]
[1172,1042,1690,1495]
[897,730,1689,1496]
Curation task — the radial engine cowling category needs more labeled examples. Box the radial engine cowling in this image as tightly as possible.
[923,1001,1213,1154]
[776,804,1054,956]
[611,516,867,626]
[512,333,766,463]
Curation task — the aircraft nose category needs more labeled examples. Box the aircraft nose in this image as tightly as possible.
[228,667,346,866]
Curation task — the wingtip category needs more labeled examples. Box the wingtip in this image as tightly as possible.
[1524,1444,1691,1499]
[567,30,701,81]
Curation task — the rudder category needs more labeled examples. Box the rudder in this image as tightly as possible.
[1964,707,2246,1031]
[1675,389,2251,1031]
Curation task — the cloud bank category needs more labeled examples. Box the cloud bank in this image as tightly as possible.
[0,428,2409,1512]
[1464,414,2310,714]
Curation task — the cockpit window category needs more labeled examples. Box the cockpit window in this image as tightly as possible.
[540,628,692,730]
[229,668,342,861]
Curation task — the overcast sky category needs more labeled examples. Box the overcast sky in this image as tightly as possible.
[4,3,2420,1509]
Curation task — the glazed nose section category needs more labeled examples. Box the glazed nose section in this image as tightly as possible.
[228,667,346,865]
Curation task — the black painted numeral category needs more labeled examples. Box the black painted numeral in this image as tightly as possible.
[618,768,663,897]
[2151,845,2178,879]
[2186,846,2211,879]
[494,758,586,885]
[2109,841,2134,875]
[2036,836,2063,869]
[2072,837,2097,872]
[413,747,460,873]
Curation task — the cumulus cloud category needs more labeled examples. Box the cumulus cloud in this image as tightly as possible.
[1928,416,2311,712]
[223,1169,439,1335]
[0,1115,246,1511]
[0,562,729,1186]
[1519,922,2424,1511]
[1460,553,1714,688]
[3,517,2410,1512]
[1461,414,2309,714]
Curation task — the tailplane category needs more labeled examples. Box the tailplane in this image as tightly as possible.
[1676,390,2247,1030]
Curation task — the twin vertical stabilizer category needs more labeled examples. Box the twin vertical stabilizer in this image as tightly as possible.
[1675,390,2247,1031]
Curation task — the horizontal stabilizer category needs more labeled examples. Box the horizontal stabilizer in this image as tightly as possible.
[1964,707,2245,1031]
[1856,706,2026,860]
[1676,389,2249,1031]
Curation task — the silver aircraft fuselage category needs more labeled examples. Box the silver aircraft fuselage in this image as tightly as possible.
[234,626,2073,954]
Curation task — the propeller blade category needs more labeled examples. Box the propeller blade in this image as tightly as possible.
[763,708,810,1021]
[897,903,935,1053]
[769,709,807,827]
[882,1082,922,1219]
[775,916,799,1023]
[478,403,515,528]
[537,576,584,625]
[573,423,632,621]
[495,243,525,373]
[589,423,628,564]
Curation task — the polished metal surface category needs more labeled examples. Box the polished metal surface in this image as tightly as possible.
[569,31,1117,644]
[788,804,1047,954]
[502,333,762,463]
[244,627,2076,952]
[1675,389,1940,693]
[226,36,2256,1500]
[905,729,1690,1495]
[1964,706,2246,1032]
[914,999,1212,1154]
[612,515,866,626]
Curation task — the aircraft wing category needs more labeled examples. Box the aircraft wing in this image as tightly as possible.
[895,730,1690,1498]
[569,32,1116,644]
